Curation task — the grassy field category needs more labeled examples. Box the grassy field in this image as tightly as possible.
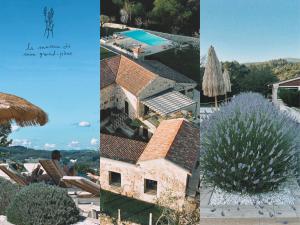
[146,47,200,86]
[100,47,116,60]
[100,190,162,225]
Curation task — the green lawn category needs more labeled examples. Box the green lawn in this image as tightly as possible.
[100,47,116,60]
[146,47,200,86]
[100,190,162,225]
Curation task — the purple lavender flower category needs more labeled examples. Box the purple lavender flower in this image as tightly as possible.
[200,92,300,194]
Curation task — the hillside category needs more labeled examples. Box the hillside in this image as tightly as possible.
[243,59,300,81]
[284,58,300,63]
[0,146,99,169]
[245,58,300,65]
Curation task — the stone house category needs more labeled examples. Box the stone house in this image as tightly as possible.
[100,118,200,207]
[100,55,198,121]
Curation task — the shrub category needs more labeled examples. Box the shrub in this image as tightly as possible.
[278,88,300,107]
[7,183,80,225]
[0,177,21,215]
[201,92,300,194]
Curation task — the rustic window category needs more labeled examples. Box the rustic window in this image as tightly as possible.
[144,179,157,195]
[109,171,121,187]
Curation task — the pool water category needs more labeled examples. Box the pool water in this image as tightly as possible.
[121,30,168,46]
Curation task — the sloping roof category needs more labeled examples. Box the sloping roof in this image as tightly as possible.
[279,76,300,87]
[116,56,157,96]
[142,90,196,116]
[100,55,196,95]
[140,60,195,84]
[272,76,300,87]
[100,133,147,164]
[105,55,121,74]
[100,55,157,95]
[138,119,200,172]
[100,56,120,89]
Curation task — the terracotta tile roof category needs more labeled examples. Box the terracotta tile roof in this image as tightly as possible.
[100,56,120,89]
[106,55,121,75]
[101,55,157,95]
[138,119,200,172]
[101,54,196,94]
[116,56,157,95]
[100,133,147,164]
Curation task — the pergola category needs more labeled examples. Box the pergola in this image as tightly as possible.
[142,91,197,116]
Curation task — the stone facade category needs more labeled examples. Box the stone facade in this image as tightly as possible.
[100,54,199,120]
[100,76,198,119]
[101,84,116,110]
[115,86,138,119]
[139,77,175,99]
[100,157,189,208]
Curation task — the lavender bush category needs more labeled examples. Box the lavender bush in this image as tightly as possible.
[201,92,300,194]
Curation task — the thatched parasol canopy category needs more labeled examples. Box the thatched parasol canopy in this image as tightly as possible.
[223,68,231,93]
[0,93,48,127]
[202,46,226,107]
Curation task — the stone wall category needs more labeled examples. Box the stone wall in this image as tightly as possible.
[115,86,138,119]
[100,157,189,208]
[138,77,175,117]
[101,84,116,110]
[140,77,175,99]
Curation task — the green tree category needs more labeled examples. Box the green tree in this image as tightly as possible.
[113,0,138,25]
[222,61,250,95]
[112,0,123,7]
[75,163,97,176]
[240,65,278,96]
[132,2,145,17]
[151,0,198,34]
[100,15,110,28]
[0,123,12,147]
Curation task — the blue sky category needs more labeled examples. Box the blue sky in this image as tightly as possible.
[201,0,300,63]
[0,0,99,150]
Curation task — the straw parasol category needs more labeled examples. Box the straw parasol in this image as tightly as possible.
[223,68,231,101]
[0,93,48,127]
[202,46,226,107]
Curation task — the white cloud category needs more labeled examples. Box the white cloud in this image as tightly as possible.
[44,143,56,149]
[78,121,91,127]
[11,139,31,147]
[11,125,20,132]
[90,138,98,146]
[68,140,80,148]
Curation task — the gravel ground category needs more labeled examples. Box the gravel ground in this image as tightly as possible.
[200,218,300,225]
[210,187,295,206]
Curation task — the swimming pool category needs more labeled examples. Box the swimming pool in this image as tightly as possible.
[121,30,169,46]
